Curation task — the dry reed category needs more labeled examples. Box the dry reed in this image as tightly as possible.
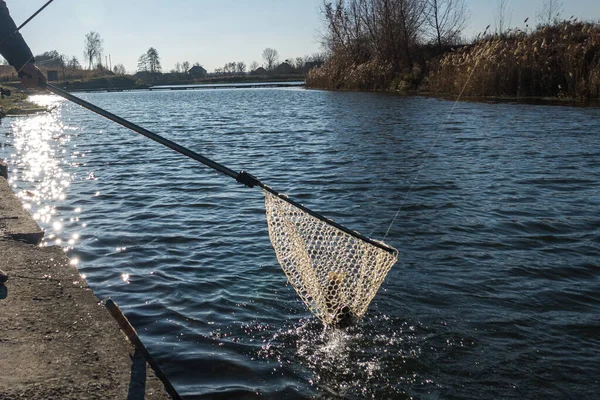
[427,21,600,99]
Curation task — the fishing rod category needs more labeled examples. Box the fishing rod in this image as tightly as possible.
[8,1,399,328]
[4,0,396,255]
[43,82,397,255]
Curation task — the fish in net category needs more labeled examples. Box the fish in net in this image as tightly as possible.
[264,190,399,326]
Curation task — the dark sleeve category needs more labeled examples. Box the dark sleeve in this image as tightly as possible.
[0,0,35,72]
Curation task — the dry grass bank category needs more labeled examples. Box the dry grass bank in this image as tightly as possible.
[426,22,600,99]
[306,54,398,91]
[308,21,600,100]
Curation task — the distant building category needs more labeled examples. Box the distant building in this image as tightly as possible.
[188,65,207,79]
[251,67,267,76]
[273,62,294,75]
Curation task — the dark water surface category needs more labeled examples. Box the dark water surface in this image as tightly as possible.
[1,88,599,399]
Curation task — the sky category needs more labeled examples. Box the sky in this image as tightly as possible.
[6,0,600,73]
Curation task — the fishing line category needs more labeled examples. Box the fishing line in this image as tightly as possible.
[382,38,487,241]
[9,0,395,327]
[43,81,400,326]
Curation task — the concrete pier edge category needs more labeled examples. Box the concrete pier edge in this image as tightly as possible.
[0,160,176,399]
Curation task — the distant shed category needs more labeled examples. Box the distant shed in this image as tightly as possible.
[188,65,207,79]
[251,67,267,76]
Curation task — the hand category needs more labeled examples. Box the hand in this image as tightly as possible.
[19,63,47,89]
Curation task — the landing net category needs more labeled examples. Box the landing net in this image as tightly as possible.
[264,190,399,326]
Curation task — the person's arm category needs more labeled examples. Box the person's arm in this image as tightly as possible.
[0,1,45,87]
[0,0,34,71]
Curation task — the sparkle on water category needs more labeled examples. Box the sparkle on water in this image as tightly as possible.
[1,89,598,399]
[2,92,426,398]
[7,95,83,251]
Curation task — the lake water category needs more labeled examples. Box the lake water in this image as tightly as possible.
[1,88,599,399]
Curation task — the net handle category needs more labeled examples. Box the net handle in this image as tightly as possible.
[44,83,398,255]
[44,83,239,180]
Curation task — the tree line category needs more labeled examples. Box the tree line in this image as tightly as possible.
[4,30,321,81]
[320,0,470,76]
[320,0,569,73]
[212,51,326,76]
[309,0,598,96]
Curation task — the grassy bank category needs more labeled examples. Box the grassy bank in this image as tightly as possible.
[55,74,302,91]
[306,55,400,92]
[307,21,600,101]
[190,74,304,85]
[0,84,47,117]
[427,21,600,99]
[57,75,148,91]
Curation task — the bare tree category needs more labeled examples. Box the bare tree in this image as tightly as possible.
[236,61,247,74]
[536,0,563,26]
[294,57,305,71]
[222,61,236,74]
[321,0,428,72]
[182,61,190,72]
[262,48,279,70]
[83,31,103,69]
[426,0,469,51]
[174,62,182,73]
[249,61,259,71]
[308,52,327,63]
[494,0,512,35]
[228,62,237,73]
[67,56,81,70]
[113,64,126,75]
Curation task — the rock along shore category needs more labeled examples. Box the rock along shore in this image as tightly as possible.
[0,161,172,399]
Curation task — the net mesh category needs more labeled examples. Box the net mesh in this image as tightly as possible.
[264,190,399,326]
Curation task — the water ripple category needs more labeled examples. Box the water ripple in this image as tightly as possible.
[1,90,599,398]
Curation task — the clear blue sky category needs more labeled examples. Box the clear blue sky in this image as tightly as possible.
[6,0,600,73]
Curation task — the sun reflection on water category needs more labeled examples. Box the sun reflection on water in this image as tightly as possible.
[2,95,86,253]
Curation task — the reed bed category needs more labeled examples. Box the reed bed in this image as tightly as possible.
[306,54,397,91]
[427,21,600,99]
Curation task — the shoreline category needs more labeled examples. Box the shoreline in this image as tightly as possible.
[0,161,174,399]
[419,92,600,108]
[304,85,600,108]
[3,79,597,119]
[0,84,51,117]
